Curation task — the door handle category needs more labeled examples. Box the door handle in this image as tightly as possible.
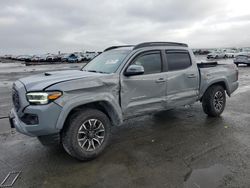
[155,78,166,83]
[187,74,196,78]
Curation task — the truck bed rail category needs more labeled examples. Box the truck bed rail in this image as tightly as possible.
[197,61,218,68]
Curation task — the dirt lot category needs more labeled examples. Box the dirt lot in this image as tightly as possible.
[0,57,249,188]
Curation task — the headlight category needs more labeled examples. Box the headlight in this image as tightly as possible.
[26,91,62,105]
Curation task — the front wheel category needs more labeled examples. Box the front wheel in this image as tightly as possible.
[62,109,111,161]
[202,85,226,117]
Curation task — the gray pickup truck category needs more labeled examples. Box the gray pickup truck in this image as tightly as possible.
[9,42,239,160]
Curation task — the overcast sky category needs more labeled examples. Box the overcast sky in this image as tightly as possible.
[1,0,250,55]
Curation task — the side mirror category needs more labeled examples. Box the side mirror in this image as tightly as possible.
[124,65,144,76]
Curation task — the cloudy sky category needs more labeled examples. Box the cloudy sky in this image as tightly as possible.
[1,0,250,55]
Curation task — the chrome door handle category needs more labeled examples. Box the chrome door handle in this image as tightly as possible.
[155,78,166,83]
[187,74,196,78]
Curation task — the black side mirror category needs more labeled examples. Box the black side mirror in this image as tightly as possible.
[124,65,144,76]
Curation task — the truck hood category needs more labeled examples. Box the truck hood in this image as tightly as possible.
[19,70,102,91]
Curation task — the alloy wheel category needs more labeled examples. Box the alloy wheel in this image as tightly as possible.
[77,119,105,151]
[213,91,224,111]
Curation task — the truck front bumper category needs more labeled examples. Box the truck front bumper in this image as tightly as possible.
[9,109,34,136]
[9,103,62,137]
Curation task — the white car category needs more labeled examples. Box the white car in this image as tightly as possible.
[225,50,237,58]
[207,51,227,59]
[83,52,99,60]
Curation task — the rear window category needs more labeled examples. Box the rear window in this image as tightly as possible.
[166,51,192,71]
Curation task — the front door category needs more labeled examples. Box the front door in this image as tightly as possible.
[120,50,167,118]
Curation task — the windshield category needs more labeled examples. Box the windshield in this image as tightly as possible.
[82,50,130,73]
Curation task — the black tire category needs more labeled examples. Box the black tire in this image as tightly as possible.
[215,55,218,59]
[62,109,111,161]
[202,85,226,117]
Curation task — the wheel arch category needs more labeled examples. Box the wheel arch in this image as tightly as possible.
[56,100,123,131]
[200,81,230,101]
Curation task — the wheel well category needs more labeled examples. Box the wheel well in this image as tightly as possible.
[212,81,227,91]
[200,81,228,102]
[63,101,120,129]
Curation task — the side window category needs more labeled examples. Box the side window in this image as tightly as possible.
[132,52,162,75]
[166,52,192,71]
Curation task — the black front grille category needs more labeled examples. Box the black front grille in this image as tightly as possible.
[12,89,20,112]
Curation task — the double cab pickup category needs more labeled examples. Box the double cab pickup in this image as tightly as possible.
[9,42,239,160]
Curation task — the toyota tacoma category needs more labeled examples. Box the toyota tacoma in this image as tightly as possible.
[9,42,239,160]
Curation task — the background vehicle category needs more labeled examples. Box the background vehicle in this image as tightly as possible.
[84,52,99,61]
[30,55,42,62]
[9,42,239,160]
[3,55,12,59]
[46,54,59,62]
[207,51,227,59]
[61,54,70,62]
[67,54,79,63]
[225,49,237,58]
[75,54,85,62]
[193,49,211,55]
[234,52,250,66]
[16,55,32,61]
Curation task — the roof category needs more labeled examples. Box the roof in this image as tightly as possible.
[104,42,188,52]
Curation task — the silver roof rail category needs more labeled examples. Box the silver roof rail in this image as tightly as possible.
[133,42,188,50]
[104,45,134,52]
[104,42,188,52]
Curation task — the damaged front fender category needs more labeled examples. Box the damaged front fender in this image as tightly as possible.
[45,73,123,130]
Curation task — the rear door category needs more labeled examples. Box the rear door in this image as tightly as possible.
[120,50,167,118]
[165,50,199,108]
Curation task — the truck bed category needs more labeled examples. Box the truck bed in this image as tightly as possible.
[197,62,238,98]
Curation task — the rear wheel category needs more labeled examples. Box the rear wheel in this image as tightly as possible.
[202,85,226,117]
[62,109,111,161]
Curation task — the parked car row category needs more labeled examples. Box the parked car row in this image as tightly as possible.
[207,50,239,59]
[207,51,227,59]
[192,48,250,59]
[193,49,211,55]
[1,52,100,63]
